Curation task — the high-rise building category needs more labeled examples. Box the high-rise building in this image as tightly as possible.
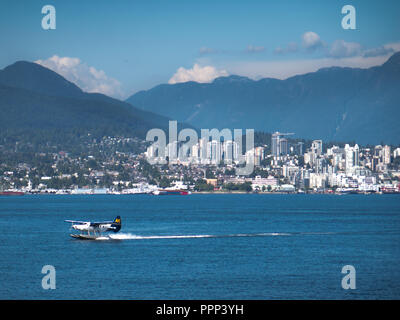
[297,142,304,156]
[280,138,288,156]
[222,140,233,163]
[344,144,360,173]
[312,140,323,156]
[394,148,400,158]
[344,144,354,172]
[374,145,383,158]
[199,137,208,162]
[371,156,380,171]
[254,146,265,166]
[166,140,179,160]
[383,145,391,164]
[271,132,294,157]
[354,144,360,167]
[222,140,241,164]
[271,132,280,157]
[233,141,240,162]
[208,140,222,164]
[245,149,255,165]
[191,143,199,162]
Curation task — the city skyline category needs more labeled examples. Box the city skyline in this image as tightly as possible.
[3,127,399,194]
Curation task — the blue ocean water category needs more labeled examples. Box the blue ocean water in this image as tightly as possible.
[0,194,399,299]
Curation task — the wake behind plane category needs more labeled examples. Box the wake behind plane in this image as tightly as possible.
[65,216,121,240]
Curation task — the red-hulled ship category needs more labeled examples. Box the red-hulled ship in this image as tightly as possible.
[0,191,25,196]
[381,186,400,194]
[152,189,190,195]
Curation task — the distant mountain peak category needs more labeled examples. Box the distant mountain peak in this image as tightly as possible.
[0,60,83,98]
[6,60,37,69]
[3,60,56,77]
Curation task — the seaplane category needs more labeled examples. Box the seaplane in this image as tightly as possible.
[65,216,121,240]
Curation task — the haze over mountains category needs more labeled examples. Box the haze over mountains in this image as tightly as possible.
[127,52,400,145]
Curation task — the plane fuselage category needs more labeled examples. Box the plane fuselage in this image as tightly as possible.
[72,222,114,232]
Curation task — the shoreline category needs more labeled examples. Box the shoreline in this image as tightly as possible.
[1,191,397,196]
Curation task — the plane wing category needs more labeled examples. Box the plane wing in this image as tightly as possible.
[64,220,90,224]
[64,220,113,226]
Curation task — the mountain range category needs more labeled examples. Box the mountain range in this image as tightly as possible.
[127,52,400,145]
[0,53,399,151]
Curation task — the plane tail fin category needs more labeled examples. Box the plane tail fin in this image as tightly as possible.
[111,216,121,232]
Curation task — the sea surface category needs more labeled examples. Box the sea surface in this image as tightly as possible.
[0,194,399,299]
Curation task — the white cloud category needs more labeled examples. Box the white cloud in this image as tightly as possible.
[302,31,323,50]
[384,42,400,52]
[329,40,362,58]
[274,31,322,54]
[363,42,400,57]
[168,64,229,84]
[35,55,123,98]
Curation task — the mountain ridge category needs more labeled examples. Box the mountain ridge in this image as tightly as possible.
[126,52,400,144]
[0,61,177,150]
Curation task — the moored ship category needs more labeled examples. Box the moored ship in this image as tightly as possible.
[152,189,190,195]
[0,191,25,196]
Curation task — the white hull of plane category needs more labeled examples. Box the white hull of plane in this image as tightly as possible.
[70,234,103,240]
[69,234,117,240]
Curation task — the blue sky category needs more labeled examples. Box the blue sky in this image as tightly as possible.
[1,0,399,98]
